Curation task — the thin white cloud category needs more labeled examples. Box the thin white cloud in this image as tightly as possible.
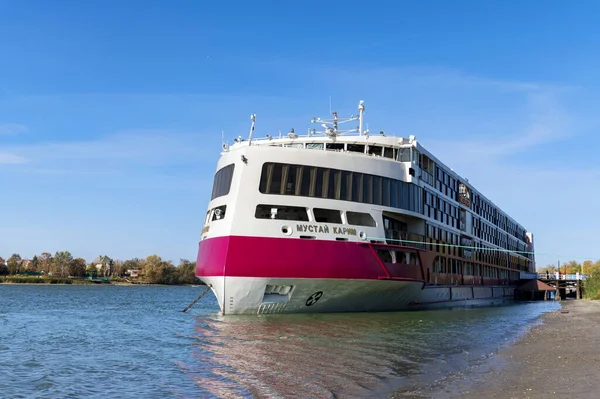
[3,129,219,172]
[0,152,27,164]
[316,65,576,94]
[423,89,571,171]
[0,123,28,135]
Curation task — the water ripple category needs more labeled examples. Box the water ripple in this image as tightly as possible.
[0,285,559,398]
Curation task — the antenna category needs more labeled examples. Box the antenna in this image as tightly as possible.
[358,100,365,136]
[310,100,363,138]
[248,114,256,146]
[221,131,229,152]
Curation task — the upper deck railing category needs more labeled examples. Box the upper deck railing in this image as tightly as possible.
[223,100,415,151]
[522,272,588,281]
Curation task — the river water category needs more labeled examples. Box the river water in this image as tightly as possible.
[0,285,559,398]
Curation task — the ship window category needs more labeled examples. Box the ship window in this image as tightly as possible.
[383,147,395,159]
[367,145,383,156]
[300,166,313,196]
[340,171,352,201]
[373,176,382,205]
[395,251,407,264]
[382,178,390,207]
[313,208,342,224]
[211,164,235,200]
[363,175,373,204]
[326,143,344,151]
[351,173,362,202]
[315,168,325,198]
[377,250,393,263]
[255,205,309,221]
[306,143,323,150]
[398,148,411,162]
[347,144,365,153]
[410,253,420,266]
[346,211,376,227]
[211,205,227,221]
[285,164,301,195]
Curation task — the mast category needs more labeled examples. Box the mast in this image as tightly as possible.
[248,114,256,145]
[310,100,364,137]
[358,100,365,136]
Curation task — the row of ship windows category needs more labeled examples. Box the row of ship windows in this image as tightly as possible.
[258,142,529,241]
[418,151,528,242]
[432,257,520,280]
[205,202,378,227]
[272,141,414,162]
[425,222,530,269]
[254,204,377,227]
[209,162,529,250]
[258,162,423,214]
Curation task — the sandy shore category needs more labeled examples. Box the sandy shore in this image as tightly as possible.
[426,300,600,399]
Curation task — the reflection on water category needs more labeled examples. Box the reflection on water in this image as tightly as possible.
[0,286,559,399]
[187,302,560,398]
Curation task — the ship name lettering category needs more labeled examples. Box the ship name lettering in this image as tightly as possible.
[296,224,330,234]
[332,226,357,235]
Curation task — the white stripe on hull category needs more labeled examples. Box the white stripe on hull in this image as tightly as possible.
[199,276,515,315]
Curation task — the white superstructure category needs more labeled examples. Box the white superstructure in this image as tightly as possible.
[196,101,534,314]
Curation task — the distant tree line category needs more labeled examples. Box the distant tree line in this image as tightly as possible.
[538,260,600,300]
[0,252,199,285]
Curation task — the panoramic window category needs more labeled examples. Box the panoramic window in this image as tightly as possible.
[383,147,395,159]
[306,143,324,150]
[346,211,376,227]
[398,148,411,162]
[258,162,423,214]
[313,208,342,224]
[347,144,365,153]
[326,143,344,151]
[211,164,235,200]
[367,145,383,156]
[255,205,309,221]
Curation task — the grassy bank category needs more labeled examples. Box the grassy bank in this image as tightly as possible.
[584,272,600,299]
[0,276,95,284]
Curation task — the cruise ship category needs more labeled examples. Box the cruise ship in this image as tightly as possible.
[196,101,536,315]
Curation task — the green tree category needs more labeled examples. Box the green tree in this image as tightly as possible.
[69,258,87,277]
[143,254,165,283]
[32,255,39,272]
[53,251,74,278]
[0,259,8,275]
[39,252,52,274]
[7,254,21,275]
[177,259,197,284]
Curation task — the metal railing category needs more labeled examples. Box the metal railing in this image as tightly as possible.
[537,273,587,281]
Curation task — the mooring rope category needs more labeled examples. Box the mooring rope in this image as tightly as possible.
[182,284,212,312]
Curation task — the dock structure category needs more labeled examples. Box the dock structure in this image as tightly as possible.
[515,279,557,301]
[540,273,585,300]
[518,272,586,300]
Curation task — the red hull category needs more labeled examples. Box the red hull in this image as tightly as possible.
[196,236,424,281]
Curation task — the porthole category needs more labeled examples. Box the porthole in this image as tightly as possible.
[359,231,367,241]
[281,225,292,236]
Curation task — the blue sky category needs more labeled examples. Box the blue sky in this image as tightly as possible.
[1,1,600,267]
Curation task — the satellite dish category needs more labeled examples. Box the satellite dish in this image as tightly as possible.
[222,143,229,151]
